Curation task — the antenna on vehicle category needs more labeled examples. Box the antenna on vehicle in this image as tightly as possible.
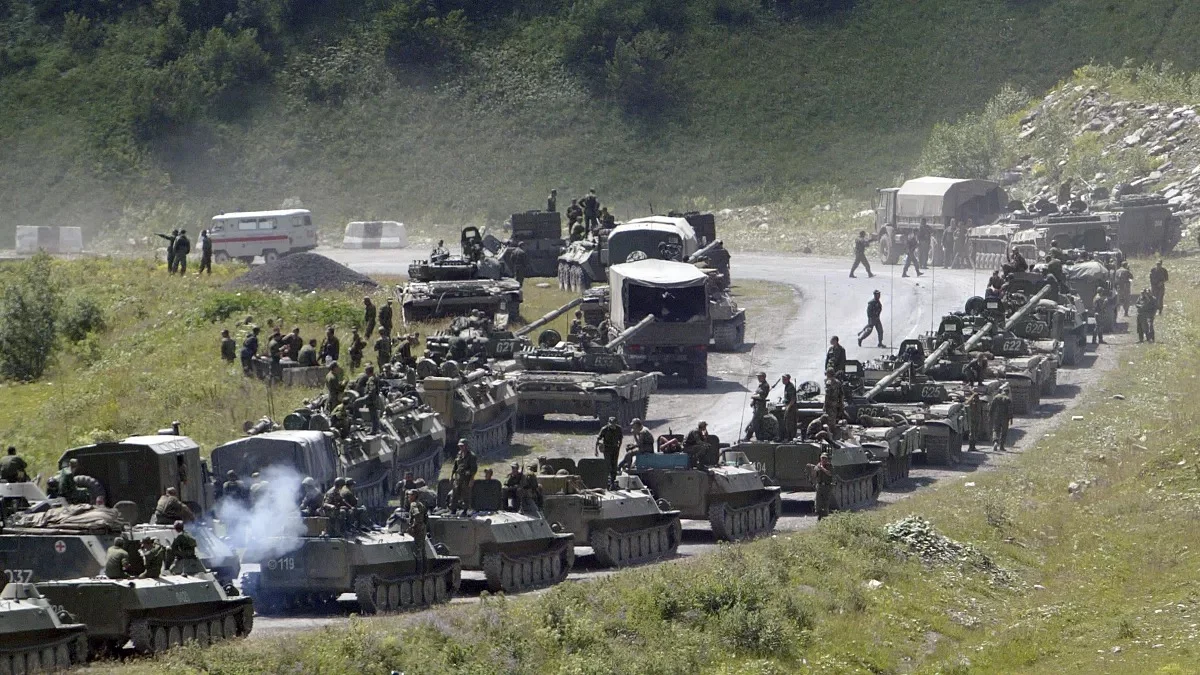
[889,258,895,355]
[930,258,936,334]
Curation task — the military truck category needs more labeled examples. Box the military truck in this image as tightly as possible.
[535,457,681,568]
[425,479,574,593]
[495,210,563,278]
[607,260,711,388]
[558,214,709,291]
[874,177,1008,264]
[401,227,523,322]
[731,441,881,512]
[36,574,253,656]
[1106,194,1182,254]
[243,516,460,615]
[0,583,87,672]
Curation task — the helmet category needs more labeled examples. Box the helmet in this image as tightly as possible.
[631,418,642,425]
[301,477,316,487]
[333,477,346,486]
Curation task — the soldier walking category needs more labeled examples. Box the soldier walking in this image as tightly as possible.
[172,230,191,275]
[1115,262,1133,317]
[901,232,922,277]
[450,440,478,516]
[596,416,623,483]
[858,290,885,348]
[378,300,394,337]
[1136,288,1158,343]
[1150,260,1169,315]
[363,297,377,338]
[917,218,933,268]
[849,231,877,278]
[807,453,835,520]
[1091,288,1110,345]
[198,230,213,275]
[990,384,1013,452]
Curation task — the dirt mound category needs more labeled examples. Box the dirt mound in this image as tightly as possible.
[228,253,378,291]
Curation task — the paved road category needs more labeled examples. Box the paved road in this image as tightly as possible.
[248,248,1107,638]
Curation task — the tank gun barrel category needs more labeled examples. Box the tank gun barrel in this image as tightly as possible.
[864,361,911,401]
[961,322,996,353]
[920,341,954,373]
[605,314,655,349]
[686,239,725,263]
[1002,284,1053,333]
[514,296,587,338]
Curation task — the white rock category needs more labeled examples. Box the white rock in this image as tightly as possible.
[1072,415,1085,421]
[1124,133,1142,146]
[865,579,884,590]
[535,282,551,289]
[1112,394,1126,400]
[965,482,976,487]
[1033,584,1045,590]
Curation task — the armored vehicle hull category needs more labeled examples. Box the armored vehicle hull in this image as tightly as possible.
[400,278,523,322]
[0,584,87,672]
[629,454,780,541]
[733,442,882,511]
[711,305,746,352]
[511,370,655,426]
[243,519,460,615]
[37,575,253,656]
[420,373,517,457]
[536,463,681,568]
[846,415,918,487]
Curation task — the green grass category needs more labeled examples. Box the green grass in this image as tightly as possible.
[93,256,1200,673]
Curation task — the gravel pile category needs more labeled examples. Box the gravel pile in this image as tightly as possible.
[228,253,377,291]
[885,515,1015,587]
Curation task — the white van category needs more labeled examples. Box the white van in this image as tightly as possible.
[208,209,318,263]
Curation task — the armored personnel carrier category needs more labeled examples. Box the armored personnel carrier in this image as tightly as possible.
[36,574,253,656]
[628,441,780,541]
[417,367,517,457]
[535,457,681,567]
[402,227,523,322]
[0,583,87,672]
[1107,193,1182,255]
[732,440,881,512]
[243,517,460,615]
[426,478,574,593]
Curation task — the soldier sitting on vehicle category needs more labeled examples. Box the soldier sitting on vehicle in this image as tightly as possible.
[104,537,132,579]
[299,477,324,516]
[139,537,166,579]
[0,446,27,483]
[502,463,524,511]
[153,486,195,525]
[166,521,206,575]
[431,240,449,261]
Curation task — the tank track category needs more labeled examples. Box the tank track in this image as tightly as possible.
[480,537,574,593]
[393,442,443,487]
[883,453,912,486]
[129,601,252,654]
[706,492,782,541]
[1040,368,1058,395]
[831,471,882,511]
[587,519,682,568]
[597,396,650,427]
[0,632,86,672]
[466,410,515,458]
[352,559,462,615]
[711,317,745,352]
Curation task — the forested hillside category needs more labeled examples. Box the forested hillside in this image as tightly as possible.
[4,0,1200,242]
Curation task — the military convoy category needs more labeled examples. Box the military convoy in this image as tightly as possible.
[401,227,524,322]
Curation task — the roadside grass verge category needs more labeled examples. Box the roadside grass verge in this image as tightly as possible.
[101,256,1200,673]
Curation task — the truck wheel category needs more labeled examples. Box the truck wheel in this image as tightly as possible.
[214,251,230,263]
[263,250,279,264]
[688,361,708,389]
[879,228,899,264]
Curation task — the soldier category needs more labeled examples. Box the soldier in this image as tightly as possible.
[849,231,877,278]
[917,218,933,268]
[823,369,845,421]
[1009,247,1028,273]
[963,352,989,386]
[503,463,524,511]
[1136,288,1158,343]
[1115,262,1133,317]
[1047,239,1064,262]
[508,241,528,284]
[858,290,885,348]
[153,486,194,525]
[58,458,84,504]
[431,240,449,261]
[826,336,847,373]
[378,299,395,337]
[581,188,600,234]
[941,220,957,269]
[629,418,654,454]
[990,384,1013,452]
[901,231,922,277]
[965,389,986,452]
[363,297,377,338]
[325,361,346,412]
[954,220,973,269]
[396,470,420,496]
[807,453,835,520]
[599,207,616,230]
[753,371,771,400]
[397,333,418,367]
[198,229,213,275]
[240,325,260,376]
[1150,259,1169,315]
[266,326,284,380]
[222,470,248,505]
[284,327,303,359]
[683,421,713,464]
[360,364,382,433]
[805,413,830,441]
[343,328,365,370]
[0,446,27,483]
[743,394,770,442]
[324,477,347,512]
[1091,288,1109,345]
[319,326,341,365]
[157,229,179,273]
[566,199,583,236]
[166,521,204,575]
[293,338,316,367]
[407,489,429,572]
[104,537,131,579]
[450,440,478,516]
[568,310,586,344]
[139,537,166,579]
[596,416,623,483]
[781,374,798,441]
[519,463,544,516]
[373,333,393,367]
[299,477,324,515]
[340,478,359,509]
[220,329,236,362]
[173,229,191,275]
[547,188,558,213]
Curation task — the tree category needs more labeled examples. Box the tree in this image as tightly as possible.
[0,253,62,381]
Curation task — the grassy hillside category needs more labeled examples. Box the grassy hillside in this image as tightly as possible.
[5,0,1200,245]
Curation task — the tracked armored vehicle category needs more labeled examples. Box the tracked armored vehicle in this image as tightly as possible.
[849,359,968,466]
[732,441,881,511]
[402,227,523,322]
[37,574,252,656]
[0,583,88,672]
[416,367,517,457]
[243,517,460,615]
[426,479,574,593]
[534,457,681,568]
[629,441,780,541]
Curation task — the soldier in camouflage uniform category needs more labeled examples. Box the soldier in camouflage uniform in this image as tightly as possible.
[807,453,835,520]
[325,361,346,412]
[990,384,1013,452]
[780,374,798,441]
[450,440,478,516]
[139,537,166,579]
[595,416,623,483]
[965,389,986,452]
[104,537,131,579]
[407,490,429,572]
[823,369,845,421]
[220,329,236,363]
[0,446,27,483]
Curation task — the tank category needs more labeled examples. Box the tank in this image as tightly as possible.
[417,368,517,457]
[627,445,781,541]
[242,517,460,615]
[1003,272,1088,366]
[732,441,882,511]
[847,415,920,487]
[848,359,969,466]
[0,503,240,585]
[402,227,523,322]
[535,458,681,567]
[0,583,88,672]
[36,574,253,656]
[425,478,574,593]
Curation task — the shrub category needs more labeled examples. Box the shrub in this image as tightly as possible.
[61,295,107,343]
[0,253,61,381]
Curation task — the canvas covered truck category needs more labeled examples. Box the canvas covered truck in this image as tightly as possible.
[874,177,1008,264]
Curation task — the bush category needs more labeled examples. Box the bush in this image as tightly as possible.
[61,295,106,343]
[376,2,468,68]
[0,253,61,381]
[918,85,1028,179]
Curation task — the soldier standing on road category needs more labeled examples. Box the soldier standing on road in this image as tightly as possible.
[378,300,394,338]
[902,231,923,277]
[941,220,957,269]
[1115,262,1133,317]
[849,230,878,278]
[1150,260,1169,315]
[198,230,213,275]
[450,440,478,516]
[166,521,204,575]
[220,329,236,362]
[173,230,191,275]
[139,538,166,578]
[858,290,885,348]
[153,486,194,525]
[1136,288,1158,343]
[826,336,847,373]
[348,328,366,369]
[104,537,131,579]
[965,390,986,452]
[1091,288,1110,345]
[917,218,933,268]
[157,229,179,274]
[320,327,341,364]
[990,384,1013,452]
[0,446,27,483]
[325,361,346,412]
[407,490,429,572]
[363,297,377,338]
[807,453,835,520]
[581,189,600,235]
[596,416,623,483]
[547,189,558,213]
[240,326,260,376]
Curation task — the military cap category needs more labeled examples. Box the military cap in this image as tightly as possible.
[608,416,617,423]
[820,453,830,459]
[333,476,346,486]
[631,418,642,425]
